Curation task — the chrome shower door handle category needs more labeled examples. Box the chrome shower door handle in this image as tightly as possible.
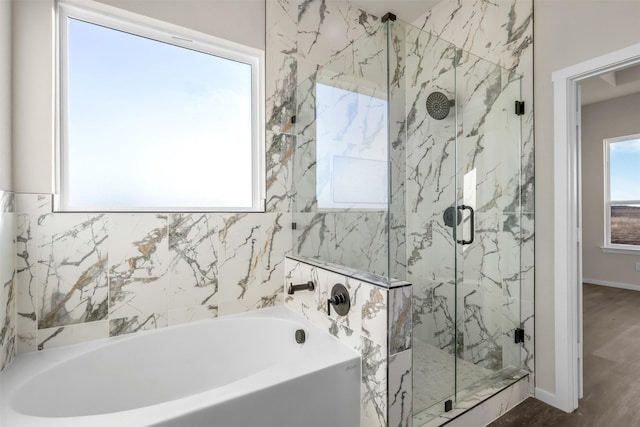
[456,205,475,245]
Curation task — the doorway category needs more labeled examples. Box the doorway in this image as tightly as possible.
[551,42,640,413]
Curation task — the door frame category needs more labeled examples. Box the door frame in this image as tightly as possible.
[550,42,640,413]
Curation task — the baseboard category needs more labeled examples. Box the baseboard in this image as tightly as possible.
[534,387,560,409]
[583,277,640,292]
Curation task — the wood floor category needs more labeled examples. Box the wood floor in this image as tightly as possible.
[489,283,640,427]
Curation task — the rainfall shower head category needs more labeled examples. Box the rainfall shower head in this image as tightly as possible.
[426,91,454,120]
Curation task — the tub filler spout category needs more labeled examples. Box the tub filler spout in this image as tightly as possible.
[287,280,315,294]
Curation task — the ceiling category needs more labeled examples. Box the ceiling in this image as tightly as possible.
[581,63,640,105]
[348,0,441,22]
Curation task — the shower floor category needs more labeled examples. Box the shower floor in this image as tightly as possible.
[412,337,494,417]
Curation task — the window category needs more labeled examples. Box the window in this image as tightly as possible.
[604,134,640,249]
[57,3,264,212]
[315,82,388,210]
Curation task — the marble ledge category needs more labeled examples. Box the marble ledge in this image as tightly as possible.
[286,255,411,290]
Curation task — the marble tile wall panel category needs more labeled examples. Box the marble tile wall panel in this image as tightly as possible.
[389,285,412,355]
[0,190,16,371]
[296,0,380,83]
[266,0,297,135]
[109,313,168,337]
[293,212,336,262]
[412,281,458,354]
[389,349,412,427]
[15,193,291,352]
[37,212,109,329]
[108,214,169,321]
[294,211,389,277]
[331,212,388,277]
[291,135,316,212]
[361,336,387,427]
[15,194,48,351]
[266,131,295,213]
[217,213,289,312]
[168,213,222,313]
[36,320,108,351]
[360,280,387,353]
[459,284,503,371]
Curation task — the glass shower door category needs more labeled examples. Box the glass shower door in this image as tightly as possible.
[453,50,523,400]
[395,19,460,422]
[398,17,525,422]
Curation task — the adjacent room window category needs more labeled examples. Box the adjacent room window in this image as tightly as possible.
[57,3,264,212]
[604,134,640,248]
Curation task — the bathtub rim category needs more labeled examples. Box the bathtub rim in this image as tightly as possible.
[0,305,360,427]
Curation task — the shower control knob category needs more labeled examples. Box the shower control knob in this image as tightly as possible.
[327,283,350,316]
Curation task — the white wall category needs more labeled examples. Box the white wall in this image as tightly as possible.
[11,0,265,193]
[0,0,12,190]
[534,0,640,395]
[96,0,265,50]
[12,0,53,194]
[581,92,640,287]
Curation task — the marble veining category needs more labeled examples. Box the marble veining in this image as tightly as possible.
[109,214,169,320]
[0,190,16,371]
[168,214,221,309]
[38,213,109,329]
[361,336,387,427]
[15,194,291,352]
[389,286,412,355]
[389,350,412,427]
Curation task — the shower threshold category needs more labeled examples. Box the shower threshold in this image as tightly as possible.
[413,366,529,426]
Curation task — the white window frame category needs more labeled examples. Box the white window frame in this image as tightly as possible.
[55,1,265,212]
[603,133,640,252]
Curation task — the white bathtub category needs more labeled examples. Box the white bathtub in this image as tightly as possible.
[0,306,360,427]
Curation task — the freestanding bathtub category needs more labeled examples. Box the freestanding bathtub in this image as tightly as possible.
[0,306,361,427]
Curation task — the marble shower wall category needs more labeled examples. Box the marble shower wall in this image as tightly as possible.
[284,256,412,427]
[0,190,16,371]
[270,0,534,381]
[408,0,534,374]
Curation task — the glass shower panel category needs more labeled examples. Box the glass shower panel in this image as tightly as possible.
[397,20,459,420]
[453,50,523,400]
[292,22,390,277]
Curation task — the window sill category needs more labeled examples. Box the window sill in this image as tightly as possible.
[601,246,640,255]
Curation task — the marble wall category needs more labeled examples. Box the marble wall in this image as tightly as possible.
[0,190,15,371]
[15,187,291,350]
[284,256,412,427]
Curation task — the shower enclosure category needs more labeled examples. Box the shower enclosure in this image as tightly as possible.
[292,15,525,424]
